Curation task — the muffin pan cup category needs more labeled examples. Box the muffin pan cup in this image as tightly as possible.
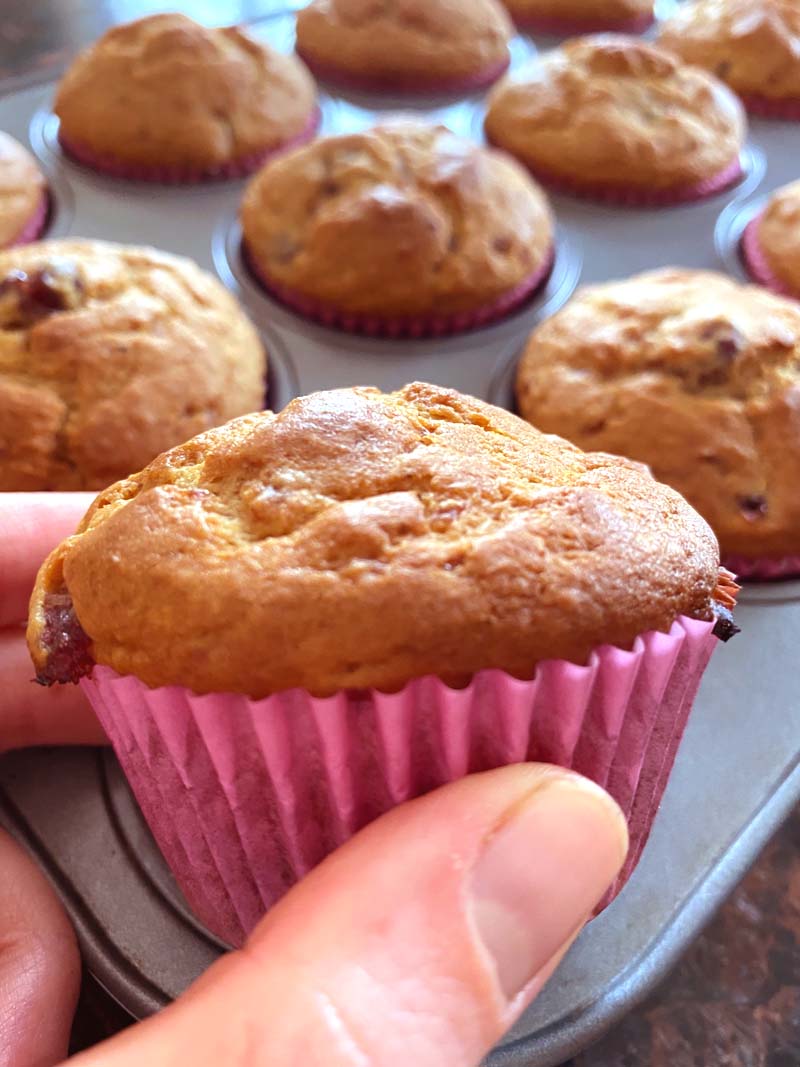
[1,4,800,1065]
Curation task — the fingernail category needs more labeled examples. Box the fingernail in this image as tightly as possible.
[469,771,629,1003]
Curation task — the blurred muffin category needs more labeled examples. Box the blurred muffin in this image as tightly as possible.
[0,133,48,247]
[55,14,319,182]
[29,383,734,943]
[742,180,800,299]
[517,268,800,575]
[658,0,800,119]
[295,0,512,93]
[501,0,654,35]
[484,35,746,205]
[241,121,554,336]
[0,239,266,490]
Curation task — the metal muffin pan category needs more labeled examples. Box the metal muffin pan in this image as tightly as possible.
[1,5,800,1064]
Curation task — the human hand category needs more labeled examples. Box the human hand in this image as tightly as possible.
[0,494,628,1067]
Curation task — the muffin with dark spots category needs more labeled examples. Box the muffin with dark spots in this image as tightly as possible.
[27,381,736,944]
[0,239,266,490]
[517,268,800,578]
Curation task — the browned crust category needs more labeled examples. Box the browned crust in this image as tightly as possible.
[28,382,721,697]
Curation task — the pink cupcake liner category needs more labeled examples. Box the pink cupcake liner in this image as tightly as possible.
[486,147,744,207]
[243,242,555,337]
[722,554,800,581]
[740,215,799,300]
[5,192,49,248]
[509,11,654,34]
[294,48,510,94]
[57,107,321,184]
[740,94,800,121]
[81,615,717,947]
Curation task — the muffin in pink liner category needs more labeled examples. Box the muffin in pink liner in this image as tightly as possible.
[240,122,555,338]
[484,35,747,208]
[29,383,737,946]
[57,108,321,185]
[489,152,744,208]
[502,0,654,36]
[295,0,512,96]
[741,183,800,301]
[0,132,49,248]
[517,268,800,576]
[657,0,800,120]
[54,14,319,185]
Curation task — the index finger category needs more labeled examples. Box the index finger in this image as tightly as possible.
[0,493,95,627]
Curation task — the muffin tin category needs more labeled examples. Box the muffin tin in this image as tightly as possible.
[1,3,800,1064]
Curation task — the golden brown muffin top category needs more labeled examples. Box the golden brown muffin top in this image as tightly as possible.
[54,14,317,169]
[484,35,745,190]
[517,268,800,558]
[0,133,46,248]
[29,382,723,698]
[295,0,512,82]
[0,239,265,491]
[241,121,553,317]
[658,0,800,102]
[502,0,652,25]
[756,180,800,295]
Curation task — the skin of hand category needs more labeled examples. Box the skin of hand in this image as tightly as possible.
[0,494,629,1067]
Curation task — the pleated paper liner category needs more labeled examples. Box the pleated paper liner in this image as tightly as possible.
[293,50,511,94]
[243,242,555,338]
[57,107,321,184]
[740,215,800,301]
[723,553,800,582]
[740,94,800,122]
[508,11,654,35]
[480,151,744,208]
[82,615,718,948]
[3,192,49,248]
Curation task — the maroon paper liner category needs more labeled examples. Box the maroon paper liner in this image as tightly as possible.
[57,107,321,184]
[294,48,511,94]
[740,93,800,121]
[244,242,555,337]
[4,192,48,248]
[740,214,800,300]
[509,10,654,34]
[722,554,800,582]
[483,146,744,207]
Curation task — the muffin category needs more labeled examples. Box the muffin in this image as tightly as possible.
[742,181,800,299]
[484,35,746,205]
[241,121,554,336]
[0,133,48,247]
[501,0,654,35]
[0,239,265,491]
[517,268,800,578]
[658,0,800,120]
[295,0,512,93]
[54,14,319,183]
[29,382,737,945]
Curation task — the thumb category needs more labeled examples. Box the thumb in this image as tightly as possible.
[67,764,628,1067]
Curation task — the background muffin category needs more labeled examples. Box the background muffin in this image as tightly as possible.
[295,0,512,92]
[55,13,319,182]
[517,268,800,574]
[0,239,265,491]
[501,0,654,35]
[0,132,48,247]
[742,180,800,298]
[29,382,733,943]
[658,0,800,119]
[484,35,746,205]
[241,121,554,335]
